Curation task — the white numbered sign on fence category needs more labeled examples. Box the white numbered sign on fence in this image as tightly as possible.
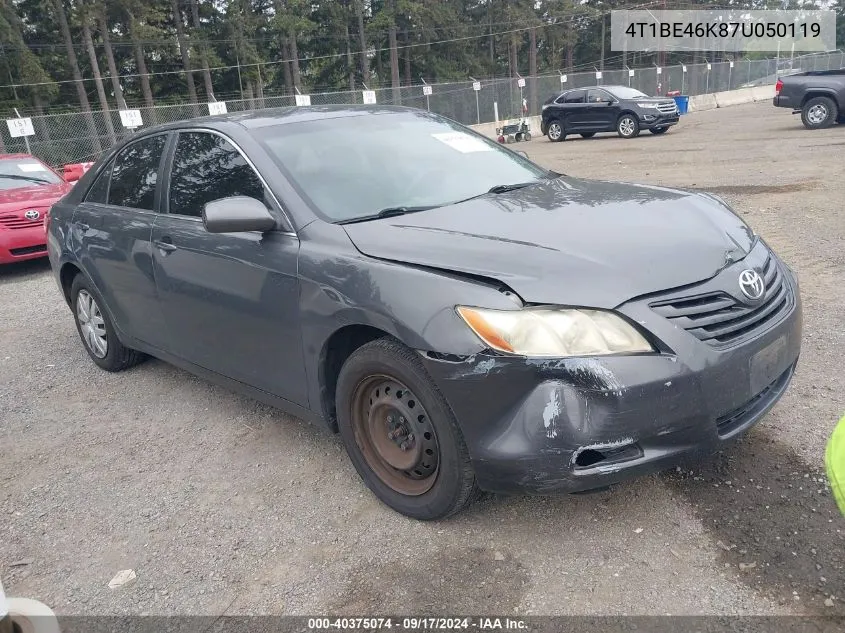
[517,77,526,88]
[472,81,481,91]
[628,69,635,77]
[207,101,227,115]
[729,61,735,68]
[595,71,602,80]
[362,90,377,104]
[707,63,712,71]
[656,67,662,75]
[560,74,567,84]
[422,85,432,96]
[294,94,311,106]
[682,65,688,73]
[6,117,34,138]
[119,109,143,128]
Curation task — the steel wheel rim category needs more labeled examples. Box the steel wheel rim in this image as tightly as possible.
[351,375,439,496]
[619,117,635,136]
[76,289,108,358]
[808,104,827,124]
[548,123,561,140]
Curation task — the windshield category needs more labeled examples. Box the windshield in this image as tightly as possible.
[257,111,550,222]
[606,87,650,100]
[0,158,62,191]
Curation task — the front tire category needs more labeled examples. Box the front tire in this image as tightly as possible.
[546,120,564,142]
[650,126,668,135]
[801,96,837,129]
[70,274,146,372]
[336,338,480,520]
[617,114,640,138]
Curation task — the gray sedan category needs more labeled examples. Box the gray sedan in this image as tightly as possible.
[47,106,801,519]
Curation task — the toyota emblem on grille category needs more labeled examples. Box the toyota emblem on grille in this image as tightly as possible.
[24,209,40,221]
[738,269,765,301]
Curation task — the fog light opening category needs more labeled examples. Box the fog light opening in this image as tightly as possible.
[572,442,643,470]
[574,449,605,468]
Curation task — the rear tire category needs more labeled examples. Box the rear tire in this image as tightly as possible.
[580,132,596,138]
[546,120,564,142]
[336,337,480,520]
[650,126,669,135]
[801,96,837,129]
[70,274,146,372]
[617,114,640,138]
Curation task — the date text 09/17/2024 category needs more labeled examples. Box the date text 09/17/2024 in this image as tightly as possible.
[307,617,528,631]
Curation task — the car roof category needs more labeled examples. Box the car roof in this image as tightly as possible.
[135,105,420,135]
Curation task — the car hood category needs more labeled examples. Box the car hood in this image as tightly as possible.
[0,182,70,213]
[342,177,756,308]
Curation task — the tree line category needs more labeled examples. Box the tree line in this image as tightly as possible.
[0,0,843,120]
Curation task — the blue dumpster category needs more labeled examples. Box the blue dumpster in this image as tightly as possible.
[673,95,689,115]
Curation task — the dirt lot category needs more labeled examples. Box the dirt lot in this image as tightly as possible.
[1,101,844,616]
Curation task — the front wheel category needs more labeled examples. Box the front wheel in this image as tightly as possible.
[336,338,480,520]
[802,96,838,129]
[617,114,640,138]
[546,120,564,142]
[650,126,669,135]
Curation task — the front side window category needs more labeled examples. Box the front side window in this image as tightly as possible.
[108,135,166,210]
[257,111,549,223]
[0,158,62,191]
[587,89,613,104]
[168,132,266,218]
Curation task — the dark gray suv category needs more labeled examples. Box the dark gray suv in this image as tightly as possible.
[47,106,801,520]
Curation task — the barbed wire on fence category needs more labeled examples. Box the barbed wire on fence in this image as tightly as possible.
[1,51,842,169]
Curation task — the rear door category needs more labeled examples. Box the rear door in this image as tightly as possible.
[151,129,307,406]
[585,89,618,130]
[72,133,170,349]
[559,90,588,131]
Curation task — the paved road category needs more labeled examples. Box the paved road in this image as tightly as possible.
[1,101,843,615]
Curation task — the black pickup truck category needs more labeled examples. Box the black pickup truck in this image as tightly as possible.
[773,69,845,129]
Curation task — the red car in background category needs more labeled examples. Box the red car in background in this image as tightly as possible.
[0,154,73,264]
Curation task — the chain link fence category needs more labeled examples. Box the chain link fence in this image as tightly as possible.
[1,50,843,169]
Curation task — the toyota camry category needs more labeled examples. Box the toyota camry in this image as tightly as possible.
[47,106,801,520]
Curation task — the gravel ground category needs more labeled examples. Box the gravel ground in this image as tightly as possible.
[1,101,843,616]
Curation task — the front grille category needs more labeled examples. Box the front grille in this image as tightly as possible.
[0,214,43,230]
[716,364,794,437]
[10,244,46,256]
[657,102,677,114]
[650,254,793,347]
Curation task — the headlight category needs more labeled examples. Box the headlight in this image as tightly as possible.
[456,306,654,357]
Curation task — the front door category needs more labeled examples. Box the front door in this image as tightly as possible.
[585,89,619,131]
[72,134,170,349]
[151,130,308,406]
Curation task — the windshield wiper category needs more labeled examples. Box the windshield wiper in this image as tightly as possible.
[337,205,436,225]
[486,182,535,194]
[0,174,53,185]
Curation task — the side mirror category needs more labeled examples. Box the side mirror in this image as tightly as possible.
[606,100,616,106]
[202,196,277,233]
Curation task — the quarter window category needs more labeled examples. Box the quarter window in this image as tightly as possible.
[107,135,166,210]
[168,132,267,219]
[84,161,112,204]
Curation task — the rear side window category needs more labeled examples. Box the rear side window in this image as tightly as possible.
[168,131,266,218]
[84,161,112,203]
[108,135,166,210]
[563,90,586,104]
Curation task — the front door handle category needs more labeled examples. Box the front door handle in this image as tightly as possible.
[154,237,177,254]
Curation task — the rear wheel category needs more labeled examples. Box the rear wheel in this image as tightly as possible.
[650,126,669,135]
[546,120,564,142]
[617,114,640,138]
[70,275,146,372]
[802,96,837,129]
[580,132,596,138]
[336,338,480,520]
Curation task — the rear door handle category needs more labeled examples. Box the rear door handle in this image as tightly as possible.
[154,237,177,254]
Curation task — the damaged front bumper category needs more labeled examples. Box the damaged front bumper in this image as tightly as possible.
[420,263,802,495]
